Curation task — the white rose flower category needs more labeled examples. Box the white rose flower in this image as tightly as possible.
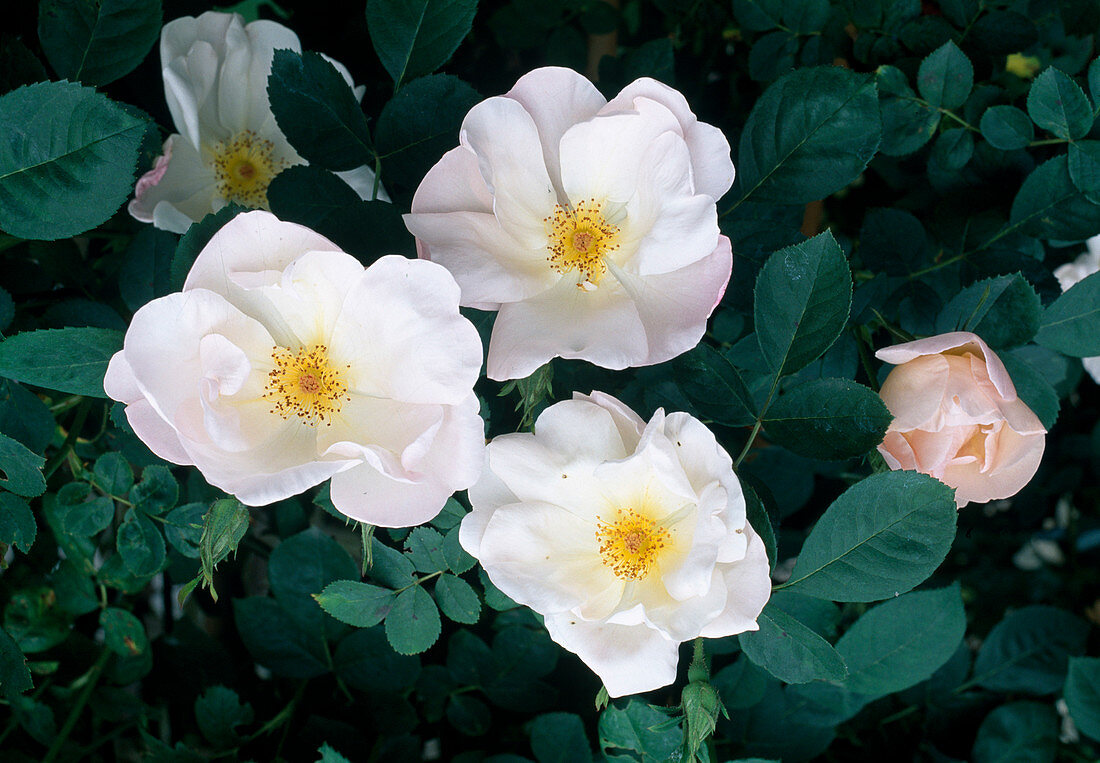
[404,66,734,381]
[105,211,485,527]
[129,11,383,234]
[460,392,771,697]
[1052,234,1100,384]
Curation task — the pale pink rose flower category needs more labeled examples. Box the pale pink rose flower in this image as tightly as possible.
[876,332,1046,508]
[404,66,735,381]
[461,392,771,697]
[1052,234,1100,384]
[106,211,485,527]
[129,11,384,234]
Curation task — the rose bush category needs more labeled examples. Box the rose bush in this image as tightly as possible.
[876,332,1046,508]
[404,66,733,380]
[460,392,770,696]
[105,210,484,526]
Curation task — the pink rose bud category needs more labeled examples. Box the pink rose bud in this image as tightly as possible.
[875,331,1046,508]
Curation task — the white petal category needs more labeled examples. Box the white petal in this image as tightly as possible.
[477,500,615,614]
[503,66,606,195]
[403,210,554,306]
[128,135,219,234]
[698,527,772,638]
[334,164,389,202]
[460,96,557,245]
[486,277,648,380]
[410,145,494,215]
[558,97,681,204]
[605,236,732,367]
[328,459,457,528]
[123,399,194,466]
[328,257,483,405]
[572,391,646,447]
[242,19,301,130]
[603,77,734,200]
[543,614,680,697]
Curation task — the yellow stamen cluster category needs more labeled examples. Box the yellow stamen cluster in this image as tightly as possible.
[545,199,620,287]
[595,508,670,581]
[263,345,350,426]
[211,130,280,209]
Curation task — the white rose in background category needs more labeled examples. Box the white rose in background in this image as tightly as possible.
[460,392,770,697]
[106,211,484,527]
[405,67,734,381]
[1053,234,1100,384]
[129,11,383,234]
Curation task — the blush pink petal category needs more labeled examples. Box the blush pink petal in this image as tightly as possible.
[876,331,1017,400]
[128,135,219,234]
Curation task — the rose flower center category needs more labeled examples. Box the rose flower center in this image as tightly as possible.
[545,199,620,288]
[264,344,350,426]
[211,130,281,209]
[596,508,670,581]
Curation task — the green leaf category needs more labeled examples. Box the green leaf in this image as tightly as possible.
[405,527,448,573]
[55,483,114,537]
[782,470,957,602]
[999,351,1059,430]
[876,65,939,157]
[930,128,973,171]
[531,712,593,763]
[0,380,54,455]
[1008,155,1100,242]
[369,536,417,588]
[1034,271,1100,356]
[743,481,777,571]
[0,493,35,554]
[934,273,1041,349]
[0,433,45,498]
[763,378,892,460]
[754,231,853,378]
[1027,67,1094,140]
[0,327,123,398]
[130,465,178,515]
[266,165,413,261]
[268,528,359,640]
[0,81,146,240]
[837,584,965,697]
[37,0,161,86]
[373,73,480,191]
[314,581,397,628]
[94,452,133,497]
[116,512,166,577]
[858,207,928,276]
[198,499,250,601]
[447,693,492,736]
[317,743,352,763]
[737,66,880,205]
[385,585,441,655]
[268,50,373,172]
[739,595,848,684]
[0,625,32,696]
[434,573,480,624]
[195,686,253,749]
[163,502,204,558]
[333,626,420,693]
[100,607,148,657]
[232,597,328,678]
[1065,657,1100,741]
[971,702,1057,763]
[599,700,683,762]
[672,344,756,426]
[917,41,973,109]
[443,525,476,574]
[980,105,1035,150]
[366,0,477,86]
[1068,140,1100,204]
[120,227,177,313]
[972,606,1089,695]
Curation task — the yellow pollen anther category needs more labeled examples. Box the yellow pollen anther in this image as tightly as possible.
[263,345,350,426]
[545,199,620,287]
[595,508,670,581]
[211,130,282,209]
